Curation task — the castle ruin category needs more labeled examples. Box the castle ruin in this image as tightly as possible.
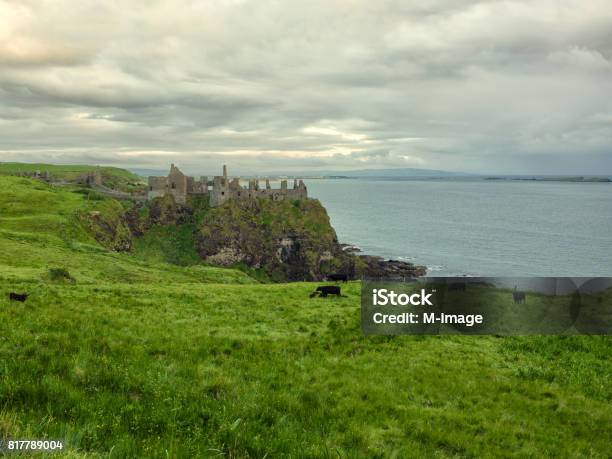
[147,164,308,206]
[14,170,53,182]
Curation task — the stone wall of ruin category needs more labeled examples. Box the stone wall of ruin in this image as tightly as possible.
[149,165,308,207]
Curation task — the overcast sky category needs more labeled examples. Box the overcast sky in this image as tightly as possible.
[1,0,611,175]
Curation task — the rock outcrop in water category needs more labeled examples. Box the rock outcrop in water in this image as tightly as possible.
[357,255,427,279]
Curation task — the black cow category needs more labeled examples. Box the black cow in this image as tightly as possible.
[310,286,344,298]
[327,273,349,282]
[512,288,526,304]
[8,292,28,302]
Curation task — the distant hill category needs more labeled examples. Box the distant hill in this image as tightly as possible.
[0,161,146,193]
[128,167,166,177]
[0,162,142,181]
[307,168,475,178]
[128,166,473,179]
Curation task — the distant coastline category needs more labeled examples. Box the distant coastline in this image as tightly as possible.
[485,176,611,183]
[242,174,612,183]
[308,175,612,183]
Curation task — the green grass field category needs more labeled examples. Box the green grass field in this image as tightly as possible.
[0,163,140,181]
[0,174,610,458]
[0,163,145,193]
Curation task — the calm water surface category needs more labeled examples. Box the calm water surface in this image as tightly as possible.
[307,179,612,276]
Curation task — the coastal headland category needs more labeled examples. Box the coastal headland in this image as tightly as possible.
[1,162,425,281]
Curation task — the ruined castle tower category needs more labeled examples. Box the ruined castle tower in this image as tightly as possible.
[210,164,230,207]
[149,164,308,207]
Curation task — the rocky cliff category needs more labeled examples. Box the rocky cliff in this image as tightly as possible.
[196,198,353,281]
[82,194,426,281]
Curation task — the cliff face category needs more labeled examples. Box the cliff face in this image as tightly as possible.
[82,194,426,281]
[79,199,133,251]
[196,198,353,281]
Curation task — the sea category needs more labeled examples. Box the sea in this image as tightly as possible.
[306,178,612,277]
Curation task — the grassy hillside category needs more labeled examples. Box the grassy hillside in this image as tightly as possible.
[0,174,610,457]
[0,176,253,285]
[0,162,139,181]
[0,162,145,193]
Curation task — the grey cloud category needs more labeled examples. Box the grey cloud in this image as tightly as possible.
[0,0,611,174]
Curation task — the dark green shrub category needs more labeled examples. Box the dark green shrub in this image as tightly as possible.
[48,267,76,283]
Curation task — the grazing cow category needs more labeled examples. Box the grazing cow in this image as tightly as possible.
[512,287,526,304]
[448,282,467,292]
[327,273,349,283]
[8,292,28,302]
[310,286,344,298]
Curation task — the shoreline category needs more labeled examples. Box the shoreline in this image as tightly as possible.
[340,244,427,279]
